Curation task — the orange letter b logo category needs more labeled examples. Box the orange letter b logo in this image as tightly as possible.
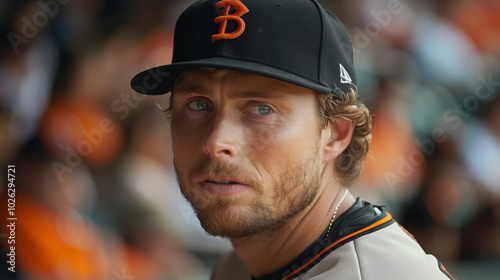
[212,0,249,43]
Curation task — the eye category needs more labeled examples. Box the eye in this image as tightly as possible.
[248,105,273,115]
[187,100,211,111]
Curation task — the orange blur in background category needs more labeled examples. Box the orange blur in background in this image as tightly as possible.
[0,0,499,279]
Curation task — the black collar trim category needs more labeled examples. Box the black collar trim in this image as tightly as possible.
[252,198,395,280]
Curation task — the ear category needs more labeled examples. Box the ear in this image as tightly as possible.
[321,116,355,164]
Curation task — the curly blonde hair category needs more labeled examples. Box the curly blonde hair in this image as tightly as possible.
[316,87,372,187]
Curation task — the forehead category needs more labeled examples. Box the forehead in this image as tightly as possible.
[173,68,315,97]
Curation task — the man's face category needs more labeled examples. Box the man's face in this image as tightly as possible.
[171,68,326,238]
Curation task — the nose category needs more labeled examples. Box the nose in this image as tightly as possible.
[203,113,240,159]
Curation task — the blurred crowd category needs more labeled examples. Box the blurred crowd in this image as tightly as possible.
[0,0,499,279]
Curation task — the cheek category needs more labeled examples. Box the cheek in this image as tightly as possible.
[171,121,203,166]
[246,119,319,171]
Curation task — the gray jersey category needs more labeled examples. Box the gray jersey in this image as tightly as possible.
[211,198,454,280]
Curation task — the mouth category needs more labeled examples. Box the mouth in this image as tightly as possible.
[206,179,239,184]
[198,176,251,195]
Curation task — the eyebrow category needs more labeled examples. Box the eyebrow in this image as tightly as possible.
[172,84,206,95]
[174,82,288,101]
[228,90,288,100]
[173,68,216,90]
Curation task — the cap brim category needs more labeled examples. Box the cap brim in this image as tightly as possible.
[130,57,335,95]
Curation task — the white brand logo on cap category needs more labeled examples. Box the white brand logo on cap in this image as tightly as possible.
[339,63,352,84]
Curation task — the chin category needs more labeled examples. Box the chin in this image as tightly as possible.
[196,199,295,239]
[195,203,257,238]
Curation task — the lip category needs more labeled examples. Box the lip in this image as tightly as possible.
[198,176,251,195]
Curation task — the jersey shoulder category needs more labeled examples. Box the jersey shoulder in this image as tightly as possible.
[301,222,454,280]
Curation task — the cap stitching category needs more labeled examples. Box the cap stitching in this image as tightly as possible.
[310,0,331,94]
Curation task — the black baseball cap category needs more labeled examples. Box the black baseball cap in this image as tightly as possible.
[130,0,356,98]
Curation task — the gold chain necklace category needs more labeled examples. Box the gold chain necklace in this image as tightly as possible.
[325,189,349,241]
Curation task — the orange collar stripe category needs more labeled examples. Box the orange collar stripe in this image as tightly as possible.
[440,264,455,280]
[281,212,393,280]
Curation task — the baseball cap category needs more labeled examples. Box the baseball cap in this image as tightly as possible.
[130,0,356,98]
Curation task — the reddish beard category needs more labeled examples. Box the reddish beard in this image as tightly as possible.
[174,150,321,238]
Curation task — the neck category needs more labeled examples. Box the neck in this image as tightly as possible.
[230,170,356,278]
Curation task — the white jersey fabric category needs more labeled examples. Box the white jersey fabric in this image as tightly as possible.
[210,198,454,280]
